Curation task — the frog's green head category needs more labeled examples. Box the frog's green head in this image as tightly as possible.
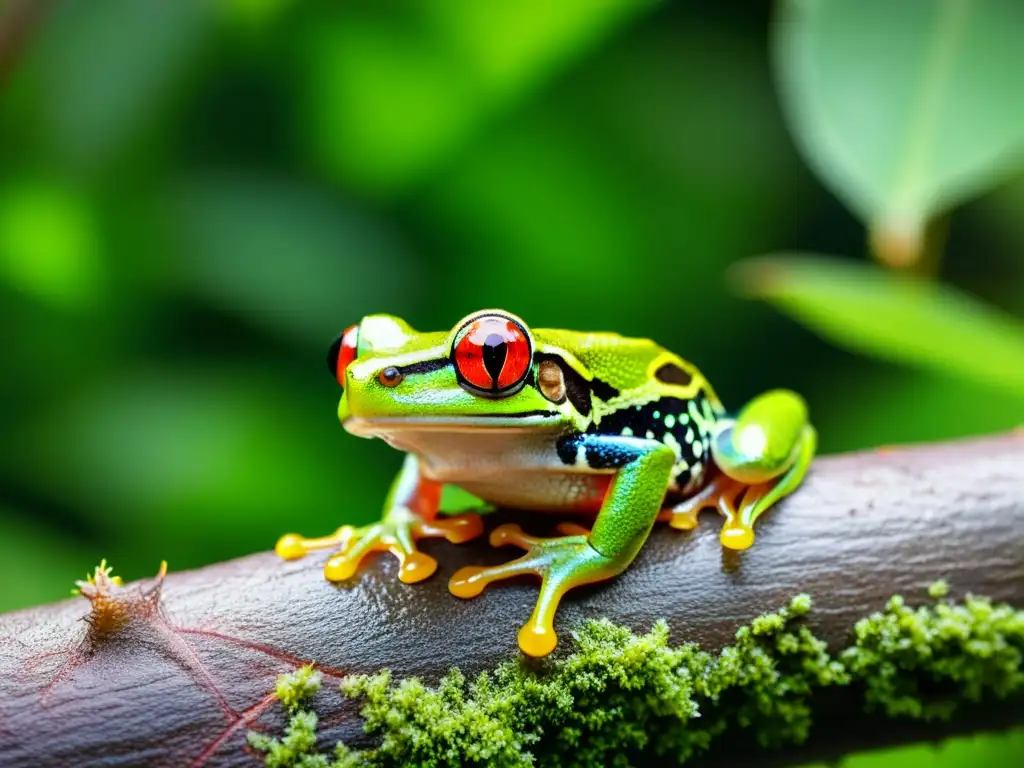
[327,310,578,437]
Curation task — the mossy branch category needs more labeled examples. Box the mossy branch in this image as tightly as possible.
[1,431,1023,767]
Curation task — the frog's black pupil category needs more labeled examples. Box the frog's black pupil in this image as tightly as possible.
[481,334,507,386]
[383,366,400,382]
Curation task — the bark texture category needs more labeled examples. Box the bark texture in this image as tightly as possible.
[1,431,1023,767]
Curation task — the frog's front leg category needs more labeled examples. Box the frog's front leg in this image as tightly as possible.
[665,389,816,550]
[275,453,484,584]
[449,435,675,657]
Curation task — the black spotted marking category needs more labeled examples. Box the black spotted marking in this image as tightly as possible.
[590,378,620,401]
[556,433,653,470]
[655,362,693,386]
[589,391,721,489]
[584,439,637,470]
[397,358,450,376]
[536,353,591,417]
[556,433,579,465]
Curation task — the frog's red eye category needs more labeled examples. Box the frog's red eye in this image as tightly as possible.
[452,314,533,397]
[327,324,359,387]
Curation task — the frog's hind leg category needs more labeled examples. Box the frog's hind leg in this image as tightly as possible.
[659,471,748,540]
[662,389,816,551]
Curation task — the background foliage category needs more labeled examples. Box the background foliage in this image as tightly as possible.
[0,0,1022,763]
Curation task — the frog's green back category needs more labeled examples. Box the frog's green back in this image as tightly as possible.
[533,327,718,405]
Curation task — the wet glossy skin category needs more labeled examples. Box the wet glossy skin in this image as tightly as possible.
[275,310,817,657]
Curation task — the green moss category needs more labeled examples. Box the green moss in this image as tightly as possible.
[248,664,338,768]
[249,590,1024,768]
[842,593,1024,721]
[928,580,950,599]
[274,665,324,711]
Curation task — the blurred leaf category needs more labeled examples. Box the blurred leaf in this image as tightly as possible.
[217,0,294,33]
[733,254,1024,398]
[773,0,1024,262]
[0,512,94,613]
[0,182,103,309]
[814,369,1024,454]
[424,19,806,338]
[301,0,647,195]
[28,0,208,171]
[439,486,492,515]
[16,366,395,571]
[820,728,1024,768]
[172,172,423,346]
[423,0,644,99]
[974,177,1024,309]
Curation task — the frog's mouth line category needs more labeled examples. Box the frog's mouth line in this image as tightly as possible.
[344,413,560,435]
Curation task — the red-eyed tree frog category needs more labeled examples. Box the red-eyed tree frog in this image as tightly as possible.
[276,310,816,657]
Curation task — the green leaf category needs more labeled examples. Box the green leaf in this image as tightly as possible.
[27,0,207,170]
[439,486,492,515]
[15,366,395,571]
[0,182,103,309]
[733,253,1024,398]
[0,512,95,613]
[300,0,647,195]
[424,22,800,334]
[814,370,1024,453]
[773,0,1024,259]
[823,729,1024,768]
[170,172,422,346]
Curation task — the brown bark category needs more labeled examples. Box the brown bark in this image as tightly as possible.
[0,0,49,86]
[1,431,1023,768]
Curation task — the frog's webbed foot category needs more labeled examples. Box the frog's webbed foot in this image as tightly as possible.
[276,508,484,584]
[449,523,617,657]
[659,471,766,550]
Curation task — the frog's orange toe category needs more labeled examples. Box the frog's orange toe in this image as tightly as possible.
[489,523,523,547]
[555,522,590,537]
[666,507,700,530]
[398,551,437,583]
[518,621,557,658]
[449,566,489,598]
[720,523,755,551]
[489,523,542,550]
[324,554,360,582]
[275,534,308,560]
[441,514,485,544]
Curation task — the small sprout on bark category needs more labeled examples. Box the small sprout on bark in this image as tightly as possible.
[71,558,123,596]
[72,560,168,638]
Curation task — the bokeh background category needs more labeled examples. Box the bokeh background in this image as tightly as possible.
[1,0,1022,764]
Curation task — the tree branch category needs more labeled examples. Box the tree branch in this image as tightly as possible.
[0,0,49,87]
[1,431,1023,767]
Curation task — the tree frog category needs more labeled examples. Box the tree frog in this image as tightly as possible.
[276,310,816,657]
